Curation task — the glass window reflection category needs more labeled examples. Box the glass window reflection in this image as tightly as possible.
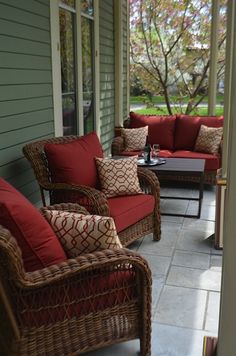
[81,0,94,16]
[82,17,94,133]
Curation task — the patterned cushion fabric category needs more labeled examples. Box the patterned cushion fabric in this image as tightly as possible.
[44,132,103,188]
[194,125,223,155]
[0,178,67,272]
[121,126,148,151]
[95,156,143,198]
[44,210,122,257]
[175,115,224,150]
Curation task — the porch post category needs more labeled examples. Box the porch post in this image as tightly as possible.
[208,0,220,115]
[114,0,124,127]
[217,1,236,355]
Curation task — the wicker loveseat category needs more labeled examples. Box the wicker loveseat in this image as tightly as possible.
[23,133,161,245]
[112,112,224,185]
[0,180,152,356]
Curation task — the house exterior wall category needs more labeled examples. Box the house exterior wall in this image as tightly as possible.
[0,0,54,203]
[99,0,115,153]
[0,0,129,201]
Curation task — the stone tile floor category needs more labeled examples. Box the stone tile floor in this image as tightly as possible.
[86,182,222,356]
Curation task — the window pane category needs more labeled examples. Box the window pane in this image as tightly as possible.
[62,95,76,135]
[82,17,94,133]
[60,9,76,93]
[60,8,77,135]
[60,0,75,9]
[81,0,94,16]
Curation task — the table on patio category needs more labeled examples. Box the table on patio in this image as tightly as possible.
[138,157,205,219]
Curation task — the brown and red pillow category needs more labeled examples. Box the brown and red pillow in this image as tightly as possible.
[95,156,143,198]
[44,210,122,257]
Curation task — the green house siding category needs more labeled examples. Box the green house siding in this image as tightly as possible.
[0,0,54,203]
[122,0,128,119]
[99,0,115,153]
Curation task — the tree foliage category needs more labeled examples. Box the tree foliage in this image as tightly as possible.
[130,0,226,114]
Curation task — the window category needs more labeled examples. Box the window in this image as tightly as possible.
[54,0,97,136]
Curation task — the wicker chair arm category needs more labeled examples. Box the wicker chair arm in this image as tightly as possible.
[41,182,110,216]
[17,249,151,289]
[111,136,125,156]
[40,203,90,216]
[137,167,161,240]
[137,167,160,195]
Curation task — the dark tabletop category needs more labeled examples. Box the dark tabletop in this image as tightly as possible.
[146,157,205,174]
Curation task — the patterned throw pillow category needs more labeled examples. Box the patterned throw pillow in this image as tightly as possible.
[121,126,148,151]
[44,210,122,257]
[194,125,223,155]
[95,156,143,198]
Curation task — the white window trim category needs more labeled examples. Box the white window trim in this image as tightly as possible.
[50,0,100,137]
[50,0,63,137]
[114,0,124,128]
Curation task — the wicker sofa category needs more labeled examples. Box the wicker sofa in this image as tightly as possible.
[112,112,224,185]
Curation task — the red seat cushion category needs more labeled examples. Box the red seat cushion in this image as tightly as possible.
[129,112,176,150]
[0,178,67,272]
[172,150,220,171]
[159,149,174,158]
[175,115,224,150]
[108,194,155,232]
[44,132,103,188]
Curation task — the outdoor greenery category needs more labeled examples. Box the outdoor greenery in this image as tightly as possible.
[133,106,224,116]
[130,0,226,115]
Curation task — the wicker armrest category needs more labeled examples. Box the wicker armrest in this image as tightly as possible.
[23,248,151,287]
[40,203,90,216]
[137,167,161,241]
[137,167,160,196]
[41,182,110,216]
[111,136,125,156]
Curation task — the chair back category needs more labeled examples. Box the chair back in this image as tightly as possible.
[0,226,26,350]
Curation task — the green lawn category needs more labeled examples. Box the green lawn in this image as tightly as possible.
[130,94,224,105]
[134,107,224,116]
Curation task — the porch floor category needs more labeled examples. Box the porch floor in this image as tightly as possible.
[85,183,222,356]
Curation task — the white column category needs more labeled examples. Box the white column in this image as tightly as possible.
[217,1,236,355]
[208,0,220,115]
[114,0,124,127]
[221,0,234,178]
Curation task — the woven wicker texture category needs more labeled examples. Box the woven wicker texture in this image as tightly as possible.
[0,203,152,355]
[23,136,161,246]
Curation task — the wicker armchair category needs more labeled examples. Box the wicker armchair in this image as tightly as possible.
[23,136,161,246]
[0,203,152,356]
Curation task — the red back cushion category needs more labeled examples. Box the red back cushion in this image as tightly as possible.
[0,178,66,272]
[129,112,176,150]
[175,115,224,150]
[44,132,103,188]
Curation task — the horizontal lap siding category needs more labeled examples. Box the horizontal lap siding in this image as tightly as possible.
[0,0,53,203]
[99,0,115,154]
[122,0,128,119]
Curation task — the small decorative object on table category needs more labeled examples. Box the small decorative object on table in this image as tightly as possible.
[152,144,160,158]
[137,157,166,166]
[143,136,152,163]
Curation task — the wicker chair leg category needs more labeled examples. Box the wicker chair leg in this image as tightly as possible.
[152,212,161,241]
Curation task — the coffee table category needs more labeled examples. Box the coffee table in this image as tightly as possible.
[140,157,205,218]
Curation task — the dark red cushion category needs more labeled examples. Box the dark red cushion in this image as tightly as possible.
[44,132,103,188]
[159,150,174,158]
[129,112,176,150]
[172,150,220,171]
[118,149,174,158]
[108,194,155,232]
[0,178,67,272]
[175,115,224,150]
